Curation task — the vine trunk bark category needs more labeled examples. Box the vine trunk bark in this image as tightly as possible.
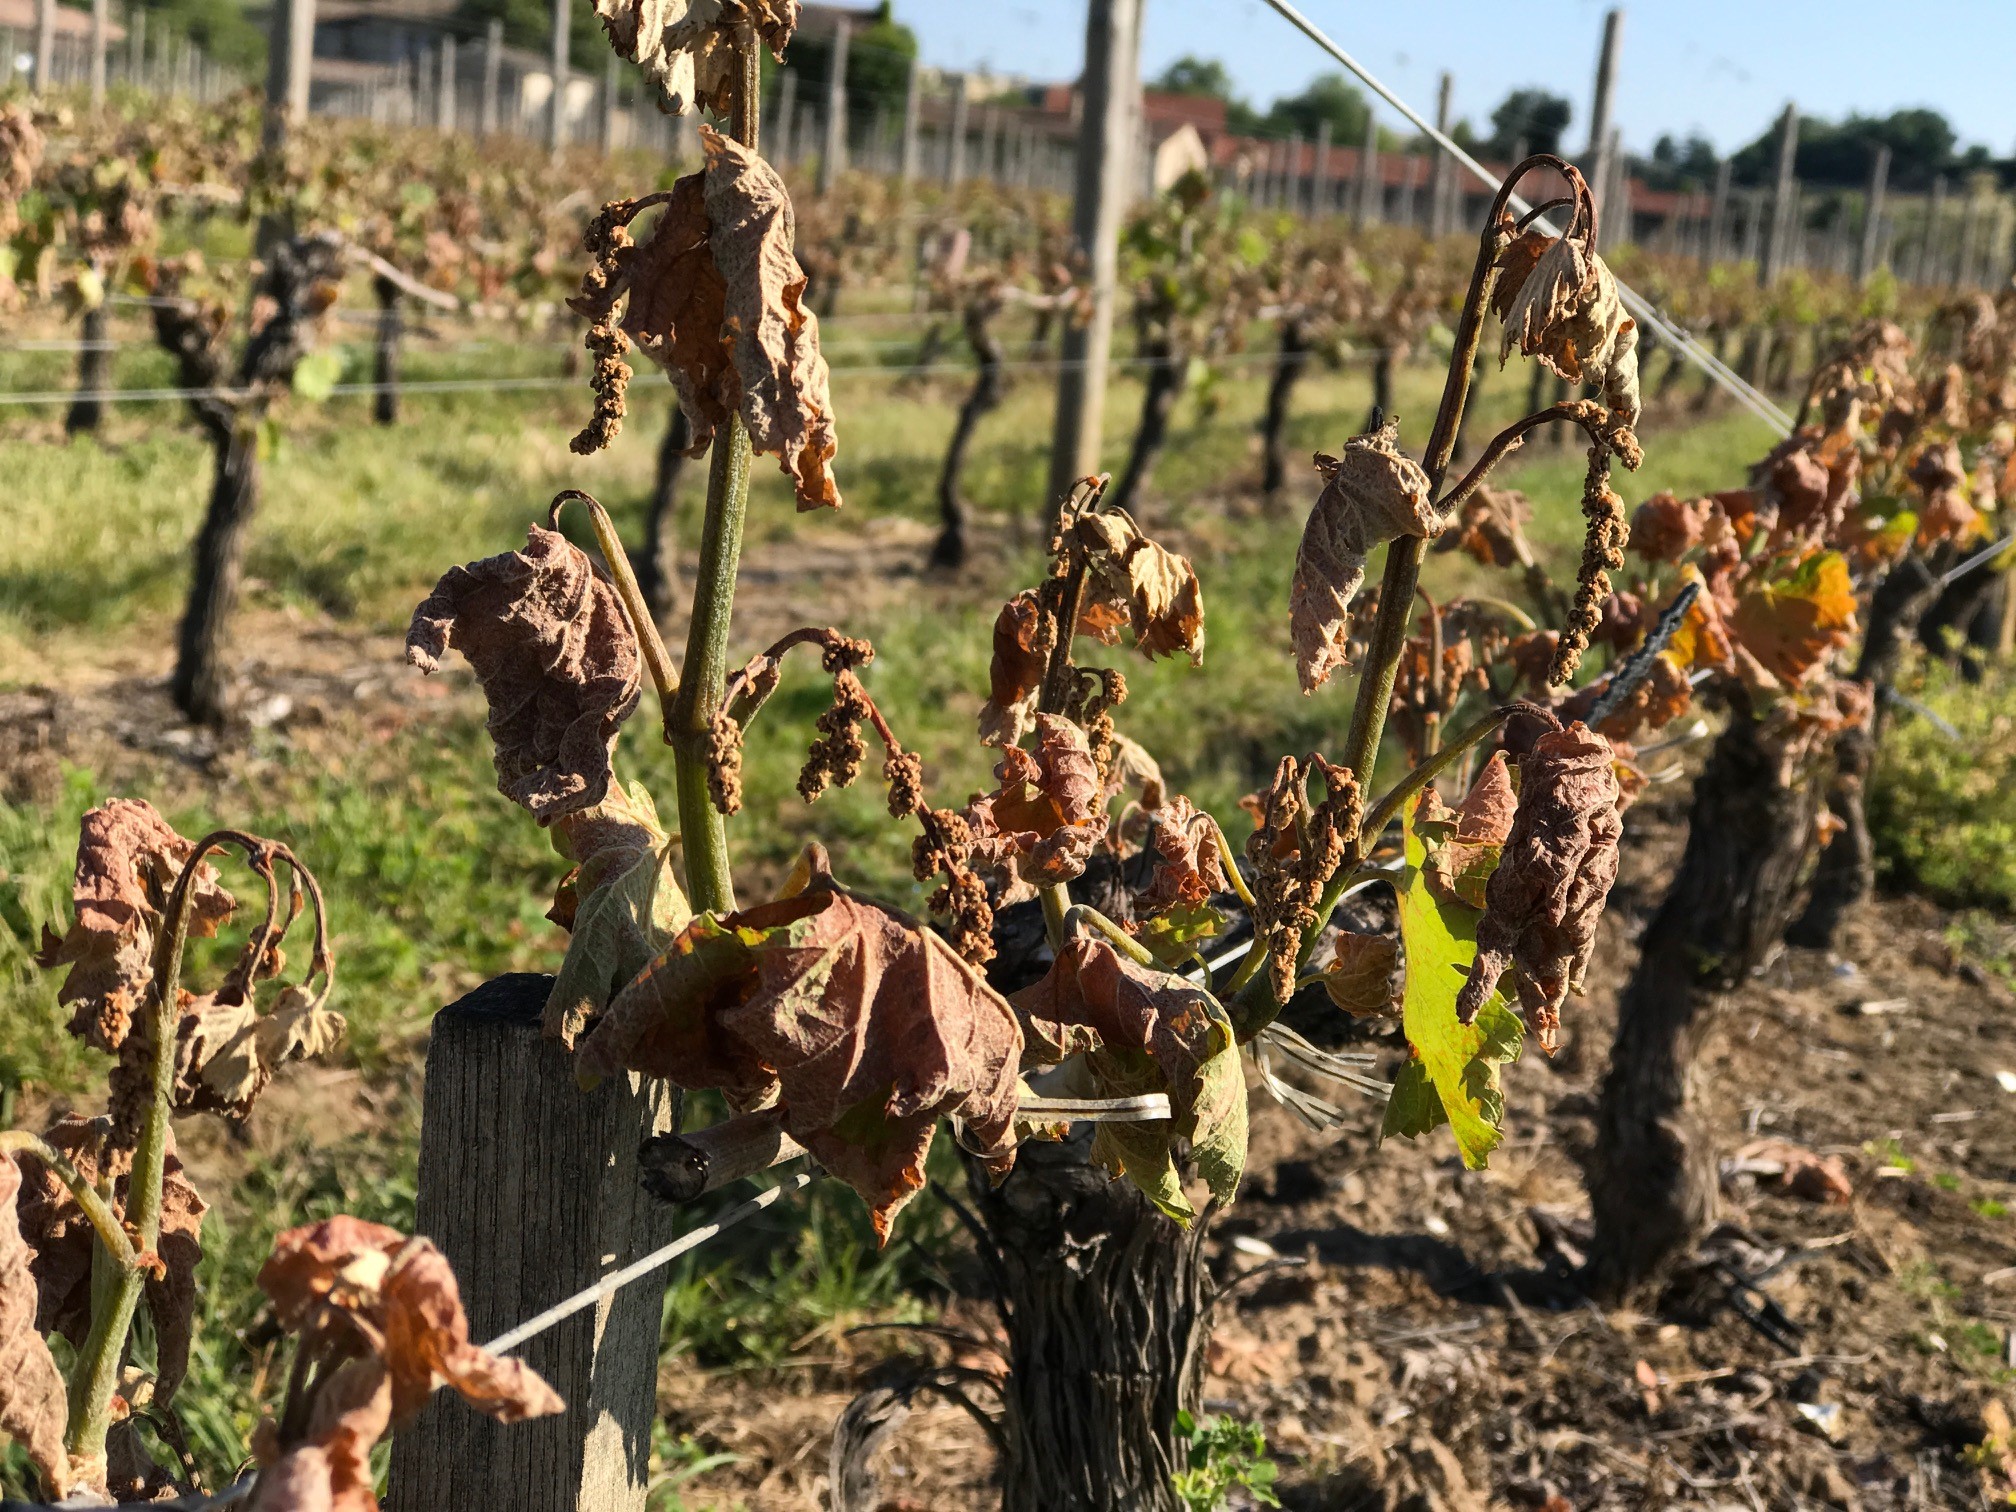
[933,302,1007,568]
[372,273,402,426]
[1107,335,1186,520]
[65,302,111,436]
[1586,711,1825,1300]
[172,421,260,725]
[637,403,692,623]
[1258,316,1309,504]
[967,1134,1212,1512]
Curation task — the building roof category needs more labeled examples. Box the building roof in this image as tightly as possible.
[0,0,126,40]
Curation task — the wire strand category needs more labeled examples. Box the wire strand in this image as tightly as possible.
[1251,0,1795,437]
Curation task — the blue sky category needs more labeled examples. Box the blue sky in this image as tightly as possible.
[900,0,2012,157]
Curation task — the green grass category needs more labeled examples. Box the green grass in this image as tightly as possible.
[0,297,1780,1496]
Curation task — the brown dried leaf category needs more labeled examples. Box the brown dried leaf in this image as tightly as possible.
[172,981,345,1126]
[1319,930,1401,1019]
[0,1153,71,1500]
[34,798,236,1055]
[15,1116,207,1407]
[1137,796,1228,918]
[1291,421,1439,692]
[1457,722,1622,1053]
[246,1356,390,1512]
[1629,491,1716,563]
[1439,484,1532,568]
[1499,236,1640,423]
[1074,511,1205,664]
[977,590,1050,749]
[1729,550,1857,687]
[963,715,1109,887]
[580,858,1023,1240]
[591,0,796,116]
[1731,1137,1853,1205]
[705,126,841,511]
[1419,753,1517,910]
[379,1243,564,1426]
[407,525,642,825]
[614,174,735,443]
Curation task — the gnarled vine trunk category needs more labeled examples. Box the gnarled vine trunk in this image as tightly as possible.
[933,302,1007,568]
[173,421,261,725]
[967,1134,1212,1512]
[637,404,692,623]
[1587,711,1825,1300]
[1258,316,1309,504]
[65,302,111,437]
[1790,551,1946,949]
[1107,334,1186,520]
[372,273,402,426]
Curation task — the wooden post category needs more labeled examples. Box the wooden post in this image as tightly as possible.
[479,18,502,134]
[1311,118,1332,215]
[599,49,618,151]
[1354,111,1380,227]
[126,9,144,88]
[1429,73,1453,237]
[770,68,797,163]
[1585,7,1621,221]
[1600,125,1624,250]
[1916,175,1948,287]
[385,974,672,1512]
[1759,103,1797,286]
[945,71,969,185]
[817,19,849,192]
[898,54,920,182]
[1702,157,1730,269]
[1854,146,1889,284]
[33,0,55,94]
[979,104,1001,184]
[437,34,457,133]
[546,0,569,155]
[1047,0,1141,511]
[88,0,107,102]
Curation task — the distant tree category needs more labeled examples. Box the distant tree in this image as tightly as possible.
[1637,132,1720,190]
[1482,88,1572,159]
[1729,106,1969,190]
[131,0,268,74]
[1152,54,1259,132]
[458,0,604,73]
[786,2,918,119]
[1261,72,1369,146]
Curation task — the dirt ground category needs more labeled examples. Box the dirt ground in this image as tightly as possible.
[7,518,2016,1511]
[647,784,2016,1512]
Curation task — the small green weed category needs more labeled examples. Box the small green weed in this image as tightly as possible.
[1172,1410,1281,1511]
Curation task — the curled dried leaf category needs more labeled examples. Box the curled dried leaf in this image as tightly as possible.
[1629,491,1716,564]
[963,714,1109,888]
[16,1116,207,1407]
[1,1153,71,1501]
[246,1356,388,1512]
[1417,753,1516,910]
[1074,510,1206,664]
[35,799,236,1055]
[1437,483,1533,569]
[407,525,641,825]
[592,0,796,116]
[1498,231,1640,425]
[978,589,1052,749]
[1318,930,1402,1020]
[1729,550,1857,687]
[1457,722,1623,1052]
[1291,421,1439,692]
[579,857,1022,1239]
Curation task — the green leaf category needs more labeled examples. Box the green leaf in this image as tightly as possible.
[1380,798,1523,1169]
[544,781,693,1045]
[291,347,346,402]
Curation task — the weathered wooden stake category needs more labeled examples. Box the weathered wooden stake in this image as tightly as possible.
[599,49,619,151]
[1428,74,1454,237]
[1584,7,1621,220]
[386,974,672,1512]
[817,17,849,193]
[898,54,920,182]
[438,34,457,133]
[547,0,569,154]
[480,19,502,134]
[33,0,56,93]
[944,70,969,186]
[88,0,107,103]
[1046,0,1141,510]
[1354,111,1380,227]
[1759,103,1798,285]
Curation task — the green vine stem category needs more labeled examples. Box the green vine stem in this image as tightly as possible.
[0,1132,138,1271]
[550,490,682,715]
[666,38,762,917]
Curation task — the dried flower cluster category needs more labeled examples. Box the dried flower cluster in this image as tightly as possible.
[1244,755,1361,1003]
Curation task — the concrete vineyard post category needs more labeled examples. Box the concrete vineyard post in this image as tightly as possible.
[1429,73,1454,237]
[1585,7,1621,221]
[1354,111,1380,228]
[945,71,969,185]
[1312,119,1332,215]
[899,54,920,182]
[818,17,849,194]
[1759,103,1797,286]
[480,19,502,135]
[547,0,569,155]
[1046,0,1141,511]
[385,975,672,1512]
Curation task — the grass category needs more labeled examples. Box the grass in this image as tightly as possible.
[0,290,1782,1496]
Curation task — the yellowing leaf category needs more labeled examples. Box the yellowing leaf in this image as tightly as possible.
[1380,797,1523,1169]
[1730,550,1856,686]
[544,780,692,1046]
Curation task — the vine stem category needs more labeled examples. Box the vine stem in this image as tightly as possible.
[550,490,681,713]
[0,1133,137,1270]
[667,38,761,917]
